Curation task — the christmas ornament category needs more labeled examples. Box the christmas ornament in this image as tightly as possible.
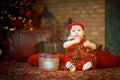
[26,10,33,18]
[19,8,25,15]
[12,60,16,64]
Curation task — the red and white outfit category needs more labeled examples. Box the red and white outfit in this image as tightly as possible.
[63,38,97,70]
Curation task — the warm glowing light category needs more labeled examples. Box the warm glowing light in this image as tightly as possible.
[4,26,9,29]
[24,24,27,27]
[5,11,7,14]
[14,17,16,20]
[15,0,18,3]
[8,14,11,17]
[10,28,16,31]
[1,11,4,14]
[23,18,26,21]
[10,4,12,7]
[0,0,34,33]
[18,16,22,19]
[0,16,3,19]
[13,4,16,7]
[10,16,17,20]
[30,28,33,31]
[22,19,25,23]
[29,19,32,23]
[0,49,2,55]
[20,2,23,6]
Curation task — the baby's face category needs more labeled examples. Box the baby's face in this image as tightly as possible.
[70,25,84,39]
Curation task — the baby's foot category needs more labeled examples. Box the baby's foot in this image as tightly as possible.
[82,61,92,70]
[66,61,76,71]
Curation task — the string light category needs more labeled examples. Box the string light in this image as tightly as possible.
[0,49,2,55]
[29,19,32,23]
[0,0,36,61]
[3,26,9,30]
[0,16,3,19]
[0,0,35,31]
[30,28,33,31]
[10,27,16,31]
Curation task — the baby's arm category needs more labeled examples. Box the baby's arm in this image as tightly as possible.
[63,37,81,49]
[83,40,96,50]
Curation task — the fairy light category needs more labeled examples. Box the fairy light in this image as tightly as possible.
[24,24,27,27]
[0,16,3,19]
[20,2,23,6]
[0,49,2,55]
[4,11,7,14]
[8,14,11,17]
[18,16,23,20]
[4,26,9,30]
[10,27,16,31]
[30,27,33,31]
[0,0,35,31]
[29,19,32,23]
[0,0,36,60]
[1,11,4,14]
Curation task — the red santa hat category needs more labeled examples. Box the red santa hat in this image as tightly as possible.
[68,22,85,34]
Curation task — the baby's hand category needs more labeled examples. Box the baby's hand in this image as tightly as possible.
[74,37,81,44]
[68,36,81,44]
[83,40,90,47]
[68,36,73,40]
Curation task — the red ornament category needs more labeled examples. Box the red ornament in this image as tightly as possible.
[12,60,17,64]
[22,0,27,3]
[18,23,24,28]
[26,10,33,18]
[28,22,33,27]
[12,20,24,28]
[3,61,9,65]
[19,9,25,15]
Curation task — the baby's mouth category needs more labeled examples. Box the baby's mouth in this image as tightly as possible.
[74,35,79,37]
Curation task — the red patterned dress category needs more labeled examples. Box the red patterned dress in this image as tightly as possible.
[63,38,97,70]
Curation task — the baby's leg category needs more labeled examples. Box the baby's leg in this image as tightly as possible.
[82,61,92,70]
[66,61,76,71]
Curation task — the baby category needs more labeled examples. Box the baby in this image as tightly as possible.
[63,22,97,71]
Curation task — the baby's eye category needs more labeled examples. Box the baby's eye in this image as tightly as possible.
[72,30,75,32]
[78,30,81,32]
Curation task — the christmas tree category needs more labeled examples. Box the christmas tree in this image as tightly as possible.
[0,0,36,61]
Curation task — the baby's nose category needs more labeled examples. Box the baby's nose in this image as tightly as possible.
[75,32,78,34]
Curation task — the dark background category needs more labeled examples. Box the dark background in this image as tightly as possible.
[106,0,120,56]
